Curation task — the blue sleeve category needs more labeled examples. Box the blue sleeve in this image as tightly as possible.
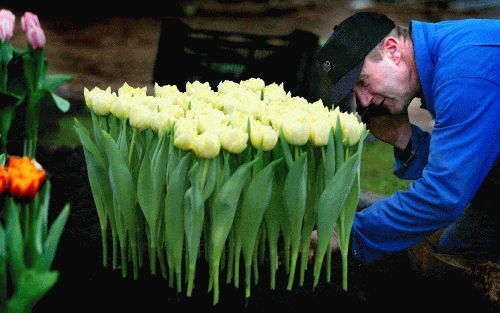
[351,78,500,263]
[393,124,431,180]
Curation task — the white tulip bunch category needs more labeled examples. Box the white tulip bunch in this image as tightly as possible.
[76,78,368,304]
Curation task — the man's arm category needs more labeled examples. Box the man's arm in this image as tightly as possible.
[351,78,499,263]
[363,109,431,180]
[393,124,431,179]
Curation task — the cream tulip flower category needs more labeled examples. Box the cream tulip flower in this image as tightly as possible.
[240,78,265,93]
[339,112,362,146]
[261,125,279,151]
[310,119,331,147]
[154,83,180,99]
[220,127,248,154]
[118,82,147,97]
[151,111,175,135]
[282,116,310,146]
[86,87,117,116]
[110,95,134,119]
[129,105,153,131]
[192,131,221,158]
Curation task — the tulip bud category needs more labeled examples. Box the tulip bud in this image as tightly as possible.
[192,131,221,159]
[310,119,331,147]
[129,105,153,131]
[26,26,46,49]
[118,82,147,97]
[7,156,46,200]
[110,95,133,119]
[0,166,8,195]
[20,12,40,33]
[186,81,212,97]
[155,83,180,99]
[329,106,341,131]
[261,127,278,151]
[87,87,117,116]
[240,78,265,93]
[174,128,196,151]
[0,9,15,41]
[174,93,191,111]
[151,111,174,135]
[250,122,264,149]
[282,118,310,146]
[264,82,288,104]
[339,112,362,146]
[158,100,184,119]
[217,80,241,94]
[220,127,248,154]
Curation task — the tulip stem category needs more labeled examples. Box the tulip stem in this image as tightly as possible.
[1,62,7,91]
[101,228,108,267]
[201,159,209,187]
[326,241,332,283]
[226,230,235,284]
[112,230,118,270]
[158,246,168,279]
[128,128,137,166]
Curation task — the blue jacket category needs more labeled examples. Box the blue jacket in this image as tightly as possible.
[351,19,500,263]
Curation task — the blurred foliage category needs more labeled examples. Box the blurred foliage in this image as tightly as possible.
[361,138,411,195]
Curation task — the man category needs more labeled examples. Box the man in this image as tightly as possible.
[314,12,499,264]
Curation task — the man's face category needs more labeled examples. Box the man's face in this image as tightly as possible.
[353,55,414,115]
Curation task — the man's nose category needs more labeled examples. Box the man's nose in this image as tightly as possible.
[354,89,372,107]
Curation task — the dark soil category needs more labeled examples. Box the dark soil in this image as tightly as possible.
[32,145,497,312]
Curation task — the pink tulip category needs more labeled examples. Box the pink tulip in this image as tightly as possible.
[0,9,15,41]
[21,11,40,33]
[26,26,45,49]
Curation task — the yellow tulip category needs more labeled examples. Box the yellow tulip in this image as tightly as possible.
[129,105,153,131]
[220,127,248,154]
[192,131,221,158]
[174,127,196,151]
[282,117,310,146]
[151,111,175,135]
[249,121,264,149]
[83,87,92,109]
[154,83,180,99]
[251,123,278,151]
[240,78,265,93]
[329,106,341,131]
[339,112,362,146]
[174,93,191,111]
[264,83,288,104]
[261,126,279,151]
[217,93,240,114]
[197,111,224,133]
[86,87,117,116]
[217,80,241,94]
[159,101,184,119]
[118,82,147,97]
[110,95,133,119]
[310,119,331,147]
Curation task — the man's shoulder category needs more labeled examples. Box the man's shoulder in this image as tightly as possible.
[430,19,500,89]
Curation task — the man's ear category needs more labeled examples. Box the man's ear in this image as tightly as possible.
[383,37,401,64]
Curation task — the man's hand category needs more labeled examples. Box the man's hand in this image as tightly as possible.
[365,113,412,151]
[308,230,339,261]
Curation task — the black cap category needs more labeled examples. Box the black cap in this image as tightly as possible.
[315,12,395,105]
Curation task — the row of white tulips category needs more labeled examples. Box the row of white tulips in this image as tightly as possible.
[75,78,368,304]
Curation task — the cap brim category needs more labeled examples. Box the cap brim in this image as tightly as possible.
[330,62,363,105]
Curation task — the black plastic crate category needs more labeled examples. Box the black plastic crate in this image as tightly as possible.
[153,18,321,102]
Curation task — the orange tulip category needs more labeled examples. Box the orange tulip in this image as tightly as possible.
[0,166,8,195]
[6,156,46,199]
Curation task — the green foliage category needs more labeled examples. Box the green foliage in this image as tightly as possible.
[361,139,411,195]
